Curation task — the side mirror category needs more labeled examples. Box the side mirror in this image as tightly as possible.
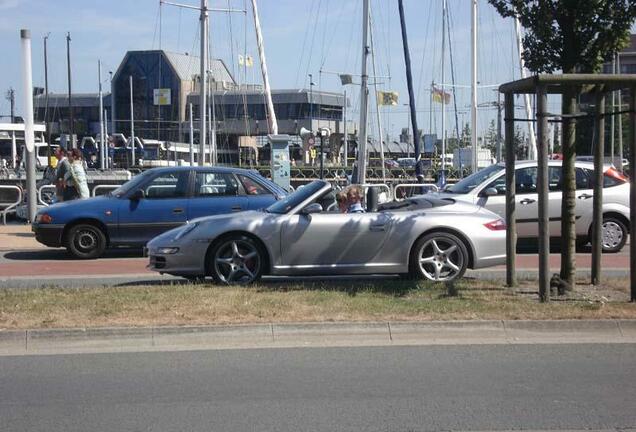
[300,202,323,215]
[479,187,499,197]
[129,189,145,200]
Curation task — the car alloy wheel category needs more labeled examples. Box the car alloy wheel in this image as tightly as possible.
[412,232,468,282]
[601,218,627,253]
[212,236,262,284]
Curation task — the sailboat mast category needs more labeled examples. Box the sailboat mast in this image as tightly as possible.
[369,7,386,182]
[66,32,74,146]
[398,0,421,180]
[251,0,278,135]
[514,16,537,159]
[471,0,477,171]
[441,0,446,173]
[356,0,370,184]
[199,0,208,166]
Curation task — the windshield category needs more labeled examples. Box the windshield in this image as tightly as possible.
[445,164,504,194]
[266,180,328,214]
[111,170,154,197]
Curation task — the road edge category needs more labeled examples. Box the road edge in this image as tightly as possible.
[1,319,635,356]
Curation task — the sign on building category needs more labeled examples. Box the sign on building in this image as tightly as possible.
[153,88,171,106]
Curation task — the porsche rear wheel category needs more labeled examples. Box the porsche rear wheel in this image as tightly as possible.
[209,235,264,285]
[410,232,468,282]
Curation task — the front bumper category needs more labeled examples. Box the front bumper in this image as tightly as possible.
[146,240,209,276]
[32,223,65,247]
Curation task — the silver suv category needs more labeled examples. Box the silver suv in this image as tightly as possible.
[437,160,630,252]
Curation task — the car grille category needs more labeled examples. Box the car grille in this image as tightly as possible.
[149,255,166,269]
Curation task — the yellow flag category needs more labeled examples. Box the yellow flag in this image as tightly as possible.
[377,91,398,106]
[432,87,451,104]
[238,54,244,66]
[245,56,254,67]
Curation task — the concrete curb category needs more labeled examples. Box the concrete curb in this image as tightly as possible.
[1,319,636,356]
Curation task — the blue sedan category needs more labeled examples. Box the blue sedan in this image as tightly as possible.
[32,166,287,259]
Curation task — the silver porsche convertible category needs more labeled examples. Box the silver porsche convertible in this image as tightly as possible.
[146,180,506,284]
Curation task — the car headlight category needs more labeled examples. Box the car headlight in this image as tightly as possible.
[174,222,199,240]
[157,247,180,254]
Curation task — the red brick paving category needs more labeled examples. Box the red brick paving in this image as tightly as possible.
[0,253,629,278]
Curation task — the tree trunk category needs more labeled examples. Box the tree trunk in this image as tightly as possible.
[559,87,577,290]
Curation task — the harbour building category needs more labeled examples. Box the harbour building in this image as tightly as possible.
[34,49,347,164]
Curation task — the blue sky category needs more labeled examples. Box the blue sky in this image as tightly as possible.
[0,0,544,139]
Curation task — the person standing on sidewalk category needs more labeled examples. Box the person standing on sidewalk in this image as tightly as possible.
[54,147,71,202]
[66,148,89,200]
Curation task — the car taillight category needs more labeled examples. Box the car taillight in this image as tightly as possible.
[484,219,506,231]
[605,167,628,183]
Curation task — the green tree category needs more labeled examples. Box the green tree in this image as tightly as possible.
[488,0,636,289]
[484,119,498,157]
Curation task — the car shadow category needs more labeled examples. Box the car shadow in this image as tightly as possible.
[3,248,145,261]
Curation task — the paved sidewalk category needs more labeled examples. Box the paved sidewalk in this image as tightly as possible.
[1,319,635,356]
[0,223,43,251]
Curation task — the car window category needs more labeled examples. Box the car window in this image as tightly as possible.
[483,167,538,195]
[548,167,562,191]
[446,164,504,194]
[143,172,189,199]
[515,167,537,194]
[194,172,241,197]
[237,174,270,195]
[576,168,592,190]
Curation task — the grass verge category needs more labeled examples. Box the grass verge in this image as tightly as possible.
[0,278,634,329]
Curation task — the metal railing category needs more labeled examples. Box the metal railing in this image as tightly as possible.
[92,184,121,197]
[37,185,56,207]
[0,185,23,224]
[393,183,439,200]
[359,183,393,202]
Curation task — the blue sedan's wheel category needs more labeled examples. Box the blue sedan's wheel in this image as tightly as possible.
[410,232,468,282]
[211,236,263,285]
[66,224,107,259]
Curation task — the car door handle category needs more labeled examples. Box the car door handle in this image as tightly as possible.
[172,208,184,214]
[519,198,536,205]
[231,206,243,212]
[370,224,387,232]
[577,193,593,200]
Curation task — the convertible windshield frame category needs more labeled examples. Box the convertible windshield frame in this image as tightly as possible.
[266,180,330,214]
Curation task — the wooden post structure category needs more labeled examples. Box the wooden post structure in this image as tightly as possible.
[504,92,516,287]
[536,84,550,301]
[591,90,605,285]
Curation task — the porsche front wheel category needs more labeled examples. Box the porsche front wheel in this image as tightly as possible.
[209,235,264,285]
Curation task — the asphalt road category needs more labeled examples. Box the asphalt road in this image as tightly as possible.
[1,344,635,432]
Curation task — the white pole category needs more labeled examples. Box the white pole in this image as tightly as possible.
[470,0,478,172]
[441,0,446,171]
[369,13,386,182]
[356,0,370,184]
[11,131,16,168]
[189,102,194,165]
[199,0,208,166]
[98,60,105,170]
[251,0,278,135]
[20,29,37,222]
[343,89,348,167]
[515,16,537,159]
[208,104,213,164]
[129,75,135,167]
[104,109,109,169]
[211,79,217,164]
